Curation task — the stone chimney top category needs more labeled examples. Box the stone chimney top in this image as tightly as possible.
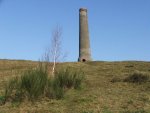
[79,8,87,12]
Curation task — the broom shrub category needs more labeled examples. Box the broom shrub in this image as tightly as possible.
[3,64,84,103]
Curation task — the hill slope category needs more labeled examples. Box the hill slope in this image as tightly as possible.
[0,60,150,113]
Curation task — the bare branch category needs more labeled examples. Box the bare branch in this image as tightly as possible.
[42,26,67,77]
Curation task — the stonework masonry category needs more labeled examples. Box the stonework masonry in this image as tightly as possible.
[78,8,92,62]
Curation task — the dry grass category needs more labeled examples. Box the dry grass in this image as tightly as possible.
[0,60,150,113]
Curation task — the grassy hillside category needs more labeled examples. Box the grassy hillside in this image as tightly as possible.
[0,60,150,113]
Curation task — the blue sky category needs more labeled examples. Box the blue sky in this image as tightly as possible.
[0,0,150,61]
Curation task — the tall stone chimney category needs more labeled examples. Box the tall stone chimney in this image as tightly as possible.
[78,8,92,62]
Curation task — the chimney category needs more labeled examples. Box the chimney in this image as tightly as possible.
[78,8,92,62]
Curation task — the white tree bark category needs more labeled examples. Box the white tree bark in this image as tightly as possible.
[51,26,62,77]
[42,26,66,77]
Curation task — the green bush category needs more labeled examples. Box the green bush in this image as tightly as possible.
[4,63,49,101]
[3,64,84,103]
[54,67,84,89]
[124,71,150,84]
[20,68,48,100]
[46,67,84,99]
[45,78,64,99]
[52,81,64,99]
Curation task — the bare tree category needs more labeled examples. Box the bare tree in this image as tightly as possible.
[43,26,65,77]
[50,26,62,76]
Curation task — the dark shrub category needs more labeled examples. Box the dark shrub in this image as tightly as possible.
[124,71,149,84]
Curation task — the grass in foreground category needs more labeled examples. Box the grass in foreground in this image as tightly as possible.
[1,63,84,104]
[0,60,150,113]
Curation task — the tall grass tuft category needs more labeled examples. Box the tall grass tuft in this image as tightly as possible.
[3,64,85,103]
[45,78,64,99]
[4,63,49,101]
[20,67,48,100]
[54,67,84,89]
[4,76,20,102]
[45,67,84,99]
